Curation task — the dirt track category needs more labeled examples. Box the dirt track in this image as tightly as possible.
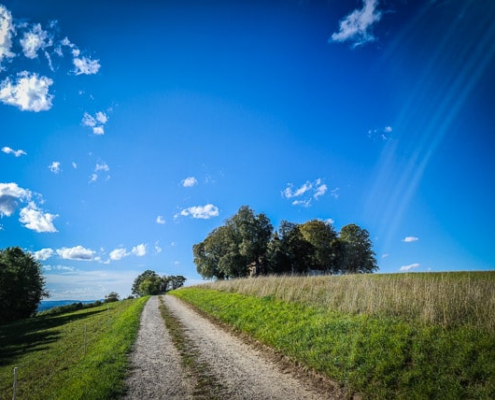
[124,295,342,399]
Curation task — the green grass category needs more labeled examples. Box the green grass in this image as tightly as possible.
[171,276,495,399]
[0,297,148,400]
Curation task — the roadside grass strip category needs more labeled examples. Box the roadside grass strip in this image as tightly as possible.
[171,287,495,399]
[158,296,225,399]
[0,297,148,400]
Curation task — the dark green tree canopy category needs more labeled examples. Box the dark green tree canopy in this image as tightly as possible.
[193,207,378,280]
[0,247,48,324]
[132,270,187,296]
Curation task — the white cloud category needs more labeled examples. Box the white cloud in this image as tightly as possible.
[0,71,54,111]
[182,176,198,187]
[0,183,30,216]
[179,204,219,219]
[402,236,419,243]
[330,0,382,47]
[154,241,162,254]
[384,126,393,133]
[368,125,392,141]
[0,5,15,68]
[131,244,147,257]
[400,263,421,272]
[48,161,61,174]
[56,245,95,261]
[2,146,26,157]
[156,215,166,224]
[89,162,110,183]
[72,162,77,169]
[33,248,54,261]
[82,111,108,135]
[19,201,58,232]
[109,248,129,261]
[20,23,52,59]
[283,179,332,206]
[382,253,389,259]
[73,56,100,75]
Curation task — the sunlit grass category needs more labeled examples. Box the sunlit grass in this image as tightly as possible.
[0,297,148,400]
[172,272,495,399]
[195,271,495,329]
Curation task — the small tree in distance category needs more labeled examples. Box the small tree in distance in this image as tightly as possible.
[104,291,120,303]
[132,270,187,297]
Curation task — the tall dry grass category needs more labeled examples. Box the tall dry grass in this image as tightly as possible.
[196,272,495,329]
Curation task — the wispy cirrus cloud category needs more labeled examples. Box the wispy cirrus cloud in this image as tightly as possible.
[402,236,419,243]
[400,263,420,272]
[89,162,110,183]
[2,146,26,157]
[177,204,219,219]
[282,179,332,207]
[330,0,382,48]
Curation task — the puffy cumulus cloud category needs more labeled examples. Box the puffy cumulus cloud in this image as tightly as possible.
[82,111,109,135]
[0,5,15,68]
[156,215,166,224]
[0,71,53,111]
[73,56,100,75]
[182,176,198,187]
[131,244,147,257]
[330,0,382,47]
[400,263,421,272]
[109,248,129,261]
[56,245,96,261]
[48,161,61,174]
[33,248,54,261]
[402,236,419,243]
[179,204,219,219]
[0,182,30,217]
[20,23,52,59]
[282,179,332,207]
[2,146,26,157]
[19,201,58,232]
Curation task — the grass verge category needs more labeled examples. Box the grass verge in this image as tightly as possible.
[158,295,225,399]
[172,286,495,399]
[0,297,148,400]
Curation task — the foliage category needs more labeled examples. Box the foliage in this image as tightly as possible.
[0,297,148,399]
[194,206,273,279]
[132,270,186,296]
[193,206,377,279]
[0,247,49,324]
[38,300,103,317]
[104,291,120,303]
[172,281,495,399]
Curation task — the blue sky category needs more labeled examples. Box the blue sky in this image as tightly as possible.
[1,0,494,300]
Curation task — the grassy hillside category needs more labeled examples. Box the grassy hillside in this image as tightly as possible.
[0,297,148,400]
[172,272,495,399]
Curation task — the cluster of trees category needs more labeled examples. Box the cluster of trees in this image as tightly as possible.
[131,270,186,297]
[0,247,48,324]
[193,206,378,280]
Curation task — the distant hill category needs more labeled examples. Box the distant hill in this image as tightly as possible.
[38,300,100,312]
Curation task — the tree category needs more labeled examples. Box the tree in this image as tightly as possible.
[339,224,378,274]
[169,275,186,290]
[193,206,273,279]
[0,247,49,323]
[132,270,162,296]
[104,291,120,303]
[299,219,338,273]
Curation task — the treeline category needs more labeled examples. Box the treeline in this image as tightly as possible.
[131,270,186,296]
[193,206,378,280]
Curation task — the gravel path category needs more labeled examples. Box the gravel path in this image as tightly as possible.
[123,296,193,399]
[124,295,342,399]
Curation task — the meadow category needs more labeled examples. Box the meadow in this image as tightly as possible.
[0,297,148,400]
[172,272,495,399]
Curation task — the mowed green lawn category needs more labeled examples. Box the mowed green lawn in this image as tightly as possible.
[172,272,495,399]
[0,297,148,400]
